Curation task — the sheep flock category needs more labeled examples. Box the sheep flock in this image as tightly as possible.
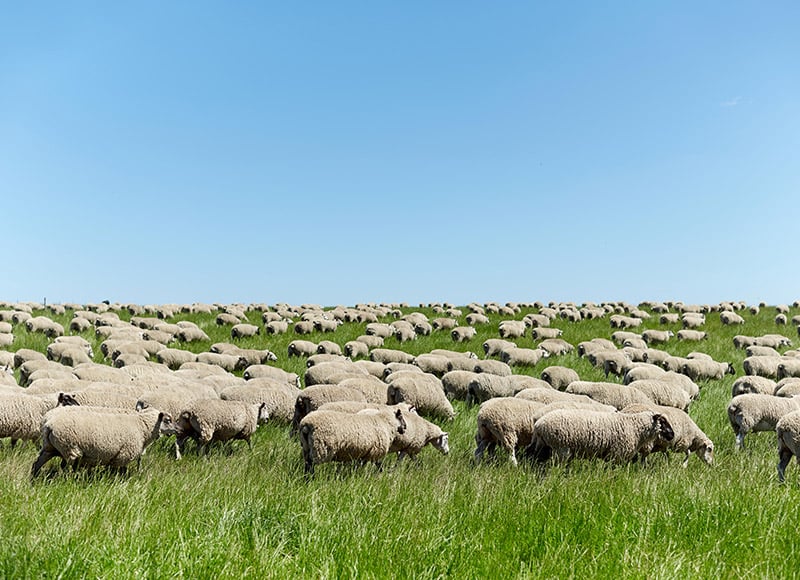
[2,298,800,482]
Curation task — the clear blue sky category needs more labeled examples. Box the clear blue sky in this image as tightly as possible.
[2,2,798,307]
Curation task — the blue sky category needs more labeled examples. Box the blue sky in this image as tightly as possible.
[2,2,798,307]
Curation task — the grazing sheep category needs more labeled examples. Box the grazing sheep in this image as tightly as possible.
[366,323,394,338]
[474,398,544,465]
[541,366,580,391]
[627,379,691,410]
[565,381,652,410]
[175,399,269,458]
[316,341,343,356]
[527,409,674,464]
[537,339,574,356]
[265,320,290,335]
[389,410,448,462]
[242,365,300,388]
[299,407,407,475]
[742,356,784,379]
[313,318,341,333]
[466,313,490,326]
[387,373,454,420]
[338,376,390,404]
[622,364,666,385]
[531,327,563,340]
[135,390,205,420]
[642,330,674,345]
[442,370,481,401]
[370,348,415,365]
[431,318,458,331]
[451,326,477,343]
[776,410,800,482]
[292,385,370,432]
[473,359,512,377]
[609,315,642,329]
[682,314,706,329]
[343,340,370,359]
[720,311,745,325]
[480,340,515,359]
[304,362,365,387]
[659,313,680,325]
[775,378,800,398]
[195,353,240,373]
[61,390,139,409]
[413,354,453,378]
[500,347,548,368]
[231,323,260,339]
[288,340,317,358]
[680,359,735,381]
[219,380,300,424]
[31,407,176,477]
[754,334,793,349]
[465,374,518,405]
[352,360,388,379]
[620,403,713,466]
[0,393,66,446]
[294,321,315,335]
[727,393,800,449]
[731,376,777,397]
[676,330,707,341]
[355,335,384,349]
[498,320,527,340]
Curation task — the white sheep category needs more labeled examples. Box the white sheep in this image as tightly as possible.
[527,409,675,464]
[387,373,454,420]
[742,356,784,379]
[642,330,674,345]
[31,406,176,477]
[299,407,407,475]
[370,348,415,365]
[727,393,800,449]
[219,379,300,424]
[565,381,652,410]
[540,366,580,391]
[483,338,517,358]
[776,410,800,482]
[531,327,563,340]
[441,370,481,401]
[627,379,691,411]
[451,326,477,343]
[175,399,269,458]
[0,393,64,446]
[474,397,544,465]
[288,340,318,358]
[620,403,713,466]
[676,330,707,341]
[500,347,548,368]
[291,384,370,431]
[730,376,777,397]
[680,359,735,381]
[498,320,527,339]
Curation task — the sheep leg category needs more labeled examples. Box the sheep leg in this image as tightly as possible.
[474,437,489,463]
[682,451,690,468]
[778,444,793,483]
[735,432,745,450]
[31,448,58,478]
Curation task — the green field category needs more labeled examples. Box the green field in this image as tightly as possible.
[1,302,798,578]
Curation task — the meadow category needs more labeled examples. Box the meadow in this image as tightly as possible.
[1,301,799,579]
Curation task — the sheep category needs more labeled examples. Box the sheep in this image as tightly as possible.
[682,313,706,329]
[742,356,784,379]
[343,340,370,359]
[466,313,490,326]
[620,403,713,466]
[442,370,481,401]
[731,376,777,397]
[775,378,800,398]
[483,338,517,358]
[292,385,369,431]
[338,376,390,404]
[777,359,800,380]
[465,374,518,405]
[565,381,653,410]
[304,362,366,387]
[135,389,205,420]
[627,379,691,410]
[473,359,512,377]
[389,410,448,462]
[659,313,680,325]
[754,334,793,348]
[531,327,563,340]
[57,346,94,367]
[611,331,640,345]
[500,347,548,368]
[622,338,648,350]
[69,317,93,333]
[370,348,415,365]
[366,323,394,338]
[413,354,453,378]
[537,339,574,356]
[720,311,745,325]
[727,393,800,449]
[31,406,176,476]
[386,373,455,420]
[313,318,341,333]
[174,327,210,343]
[315,340,343,356]
[526,409,674,464]
[355,335,384,349]
[219,380,300,424]
[0,393,66,446]
[431,318,458,331]
[541,366,580,391]
[265,320,289,335]
[776,410,800,482]
[233,348,278,369]
[294,321,315,335]
[352,360,388,380]
[776,314,788,325]
[242,365,301,388]
[576,341,613,359]
[393,324,417,343]
[676,330,707,341]
[61,390,139,409]
[622,364,666,385]
[299,407,407,475]
[609,315,642,329]
[451,326,477,343]
[642,330,674,345]
[680,359,735,381]
[288,340,318,358]
[746,345,782,358]
[231,323,260,339]
[13,349,47,369]
[474,398,545,465]
[216,313,241,326]
[195,353,240,373]
[175,399,269,458]
[498,320,527,339]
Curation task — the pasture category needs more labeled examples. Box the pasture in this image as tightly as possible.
[1,300,800,578]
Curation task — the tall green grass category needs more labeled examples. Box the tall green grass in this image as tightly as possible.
[1,302,798,578]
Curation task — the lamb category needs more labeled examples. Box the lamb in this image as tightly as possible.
[500,347,548,368]
[776,410,800,482]
[540,366,580,391]
[219,380,301,424]
[370,348,415,365]
[288,340,318,358]
[680,359,735,381]
[565,381,653,410]
[727,393,800,449]
[620,403,713,466]
[31,406,176,477]
[526,409,674,464]
[474,397,544,465]
[731,376,777,397]
[451,326,477,343]
[175,399,269,458]
[231,323,260,339]
[299,407,407,475]
[387,373,455,420]
[483,338,517,358]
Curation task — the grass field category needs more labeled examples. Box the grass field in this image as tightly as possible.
[1,301,799,578]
